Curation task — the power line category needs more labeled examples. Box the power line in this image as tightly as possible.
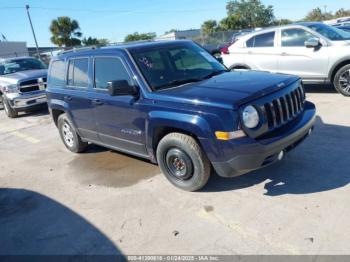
[0,6,224,13]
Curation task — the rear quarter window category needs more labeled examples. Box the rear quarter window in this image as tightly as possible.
[48,60,66,87]
[246,32,275,48]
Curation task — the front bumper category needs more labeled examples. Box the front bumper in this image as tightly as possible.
[212,101,316,177]
[5,92,47,112]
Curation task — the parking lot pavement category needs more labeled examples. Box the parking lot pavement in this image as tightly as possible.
[0,86,349,255]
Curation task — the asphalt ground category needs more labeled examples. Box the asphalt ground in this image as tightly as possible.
[0,85,349,255]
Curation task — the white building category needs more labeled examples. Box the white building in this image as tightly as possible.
[0,41,28,58]
[156,29,201,41]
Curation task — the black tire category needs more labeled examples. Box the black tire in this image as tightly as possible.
[3,97,18,118]
[156,133,211,191]
[57,113,88,153]
[334,64,350,96]
[0,94,4,110]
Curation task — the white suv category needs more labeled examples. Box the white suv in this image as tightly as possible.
[221,22,350,96]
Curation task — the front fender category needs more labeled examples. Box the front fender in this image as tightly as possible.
[145,111,214,161]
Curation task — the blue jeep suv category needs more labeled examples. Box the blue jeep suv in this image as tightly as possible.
[46,40,316,191]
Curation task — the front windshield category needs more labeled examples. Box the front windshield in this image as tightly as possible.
[306,23,350,41]
[0,58,47,75]
[131,43,227,90]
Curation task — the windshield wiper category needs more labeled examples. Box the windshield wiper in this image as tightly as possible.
[201,70,228,80]
[156,70,228,90]
[157,78,203,90]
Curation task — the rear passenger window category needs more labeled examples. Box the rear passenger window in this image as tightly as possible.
[94,57,132,89]
[246,32,275,48]
[281,29,315,47]
[67,58,89,87]
[49,60,65,86]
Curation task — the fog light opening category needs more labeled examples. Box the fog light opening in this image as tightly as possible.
[278,151,284,161]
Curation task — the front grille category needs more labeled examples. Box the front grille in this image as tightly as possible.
[19,78,47,93]
[240,81,306,139]
[263,85,305,130]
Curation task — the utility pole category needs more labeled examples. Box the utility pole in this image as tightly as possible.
[25,5,41,59]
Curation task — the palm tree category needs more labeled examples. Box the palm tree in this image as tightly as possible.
[49,17,82,47]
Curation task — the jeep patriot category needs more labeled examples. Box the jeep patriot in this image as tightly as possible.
[46,40,316,191]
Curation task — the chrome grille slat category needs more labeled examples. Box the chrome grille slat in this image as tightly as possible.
[287,94,295,116]
[279,97,288,123]
[269,102,277,127]
[262,84,305,132]
[291,91,298,115]
[19,78,47,93]
[272,100,281,126]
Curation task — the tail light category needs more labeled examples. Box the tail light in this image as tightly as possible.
[220,42,234,55]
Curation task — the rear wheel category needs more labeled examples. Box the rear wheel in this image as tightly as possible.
[3,97,18,118]
[57,113,88,153]
[156,133,211,191]
[334,64,350,96]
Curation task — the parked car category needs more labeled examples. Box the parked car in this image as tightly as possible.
[46,40,316,191]
[203,43,228,56]
[0,57,48,117]
[220,29,260,55]
[222,22,350,96]
[335,25,350,33]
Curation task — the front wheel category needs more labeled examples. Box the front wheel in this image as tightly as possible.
[3,97,18,118]
[57,113,88,153]
[334,64,350,96]
[156,133,211,191]
[0,94,4,110]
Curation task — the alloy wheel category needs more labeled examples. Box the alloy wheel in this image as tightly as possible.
[339,69,350,94]
[62,122,75,148]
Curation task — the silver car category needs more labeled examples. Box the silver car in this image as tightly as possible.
[0,57,47,117]
[222,22,350,96]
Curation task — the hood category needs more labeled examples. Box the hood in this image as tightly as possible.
[156,71,299,109]
[0,69,47,85]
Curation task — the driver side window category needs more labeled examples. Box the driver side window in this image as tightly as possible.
[281,29,315,47]
[94,57,132,89]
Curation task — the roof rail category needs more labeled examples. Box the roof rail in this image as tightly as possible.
[58,45,99,55]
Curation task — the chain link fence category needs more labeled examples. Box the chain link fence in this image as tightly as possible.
[189,30,238,55]
[193,30,237,46]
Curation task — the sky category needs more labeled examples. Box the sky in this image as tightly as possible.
[0,0,349,47]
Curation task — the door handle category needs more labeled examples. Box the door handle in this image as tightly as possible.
[92,99,104,106]
[281,52,288,56]
[64,96,72,101]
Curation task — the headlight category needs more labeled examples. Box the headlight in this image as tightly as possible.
[3,84,19,93]
[242,105,259,129]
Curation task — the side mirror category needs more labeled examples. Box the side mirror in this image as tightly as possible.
[305,38,320,48]
[107,80,138,96]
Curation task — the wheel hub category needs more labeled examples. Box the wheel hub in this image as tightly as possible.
[62,122,74,147]
[165,148,193,180]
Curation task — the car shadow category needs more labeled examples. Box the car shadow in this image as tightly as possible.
[0,188,124,256]
[203,116,350,195]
